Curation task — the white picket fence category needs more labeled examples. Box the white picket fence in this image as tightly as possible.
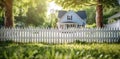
[0,27,120,43]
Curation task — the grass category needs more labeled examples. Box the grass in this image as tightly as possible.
[0,42,120,59]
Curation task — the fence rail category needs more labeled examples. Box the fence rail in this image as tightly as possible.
[0,28,120,43]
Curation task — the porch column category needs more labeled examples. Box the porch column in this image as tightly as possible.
[57,22,60,29]
[76,23,77,28]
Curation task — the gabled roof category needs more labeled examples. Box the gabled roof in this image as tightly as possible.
[58,10,67,18]
[108,12,120,19]
[58,10,87,19]
[76,11,87,19]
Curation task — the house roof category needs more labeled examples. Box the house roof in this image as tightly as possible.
[76,11,87,19]
[108,12,120,19]
[106,20,120,28]
[58,10,67,18]
[58,10,87,19]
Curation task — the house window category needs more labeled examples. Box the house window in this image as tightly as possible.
[67,15,72,20]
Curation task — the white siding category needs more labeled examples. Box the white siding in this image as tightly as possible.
[106,20,120,29]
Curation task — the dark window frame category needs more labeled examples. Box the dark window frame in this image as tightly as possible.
[67,15,72,20]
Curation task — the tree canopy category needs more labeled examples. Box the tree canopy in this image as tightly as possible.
[54,0,119,10]
[0,0,14,27]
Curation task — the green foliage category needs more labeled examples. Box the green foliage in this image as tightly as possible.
[107,19,116,24]
[54,0,96,10]
[103,6,120,24]
[86,23,96,28]
[54,0,119,10]
[13,0,47,27]
[13,0,42,16]
[0,17,4,26]
[43,12,58,28]
[100,0,119,8]
[25,6,45,27]
[0,43,120,59]
[0,0,5,26]
[84,6,96,24]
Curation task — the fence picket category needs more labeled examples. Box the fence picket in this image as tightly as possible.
[0,27,120,43]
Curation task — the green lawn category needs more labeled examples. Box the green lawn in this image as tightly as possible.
[0,42,120,59]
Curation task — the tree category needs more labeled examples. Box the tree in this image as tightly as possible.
[0,0,14,27]
[25,0,47,27]
[54,0,119,28]
[96,0,103,27]
[0,0,4,27]
[4,0,14,27]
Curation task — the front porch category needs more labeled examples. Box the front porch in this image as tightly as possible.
[57,22,84,29]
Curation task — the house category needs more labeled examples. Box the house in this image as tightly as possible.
[57,10,87,29]
[105,12,120,29]
[108,12,120,20]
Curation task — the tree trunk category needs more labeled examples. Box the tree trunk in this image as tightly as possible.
[4,0,14,28]
[96,0,103,28]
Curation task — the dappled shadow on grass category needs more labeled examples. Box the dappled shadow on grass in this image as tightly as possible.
[0,42,120,59]
[0,40,15,47]
[72,40,120,44]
